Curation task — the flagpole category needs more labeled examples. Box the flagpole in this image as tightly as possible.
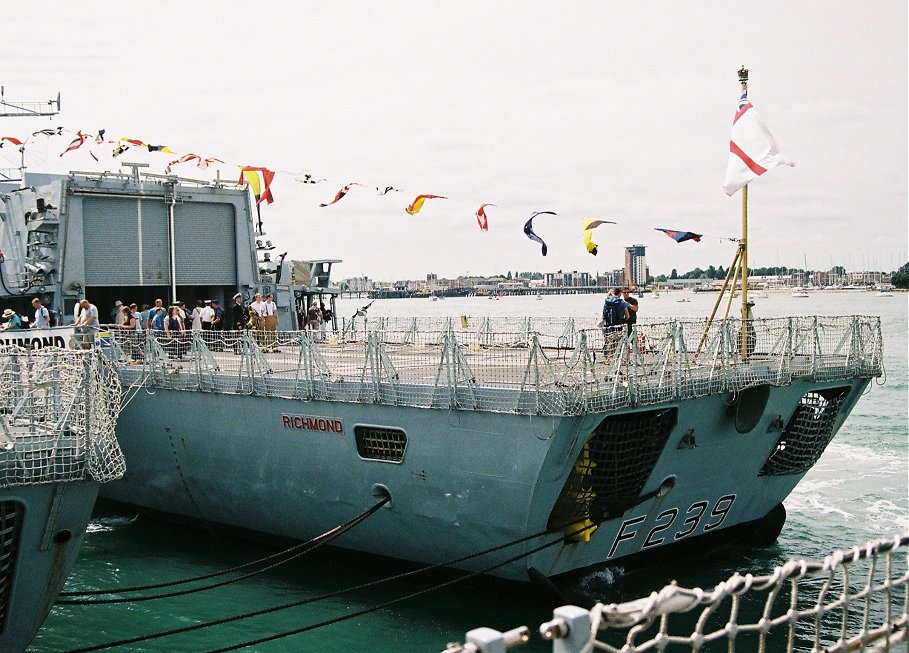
[738,66,750,359]
[694,246,740,358]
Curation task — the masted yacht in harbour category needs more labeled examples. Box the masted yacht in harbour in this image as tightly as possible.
[0,168,882,583]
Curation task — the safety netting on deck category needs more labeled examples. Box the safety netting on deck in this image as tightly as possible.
[0,346,125,486]
[103,315,883,417]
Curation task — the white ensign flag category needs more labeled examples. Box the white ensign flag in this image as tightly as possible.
[723,90,794,196]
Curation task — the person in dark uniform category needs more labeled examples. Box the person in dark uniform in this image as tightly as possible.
[210,299,225,350]
[230,292,247,354]
[620,287,639,335]
[211,300,225,331]
[230,293,246,330]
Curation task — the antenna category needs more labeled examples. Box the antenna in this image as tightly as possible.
[0,86,62,118]
[1,86,63,186]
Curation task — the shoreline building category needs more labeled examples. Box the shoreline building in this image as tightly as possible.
[624,244,648,288]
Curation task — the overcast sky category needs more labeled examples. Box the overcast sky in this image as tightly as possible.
[3,1,906,280]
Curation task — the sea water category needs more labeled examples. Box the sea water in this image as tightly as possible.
[32,292,908,652]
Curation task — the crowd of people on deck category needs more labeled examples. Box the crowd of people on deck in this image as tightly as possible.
[1,289,642,357]
[1,293,337,356]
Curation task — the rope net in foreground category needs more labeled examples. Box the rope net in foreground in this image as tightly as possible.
[445,533,908,653]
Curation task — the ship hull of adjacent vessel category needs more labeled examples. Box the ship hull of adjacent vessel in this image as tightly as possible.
[101,375,868,581]
[0,481,99,652]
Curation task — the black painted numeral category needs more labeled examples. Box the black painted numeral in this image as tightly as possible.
[674,501,708,540]
[642,508,679,548]
[703,494,736,531]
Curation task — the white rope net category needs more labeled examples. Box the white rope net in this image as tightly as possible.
[0,345,125,486]
[446,534,908,653]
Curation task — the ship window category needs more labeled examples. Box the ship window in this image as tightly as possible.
[0,500,22,635]
[548,408,677,530]
[759,387,850,477]
[354,426,407,463]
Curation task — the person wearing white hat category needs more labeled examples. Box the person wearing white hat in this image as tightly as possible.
[200,300,214,332]
[231,293,246,331]
[1,308,22,332]
[111,300,125,326]
[228,293,247,354]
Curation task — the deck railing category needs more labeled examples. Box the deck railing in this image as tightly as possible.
[106,315,883,416]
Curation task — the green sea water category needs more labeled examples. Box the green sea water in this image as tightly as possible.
[31,292,908,652]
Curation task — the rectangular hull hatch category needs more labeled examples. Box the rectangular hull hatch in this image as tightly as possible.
[0,501,22,634]
[548,408,677,536]
[759,387,850,477]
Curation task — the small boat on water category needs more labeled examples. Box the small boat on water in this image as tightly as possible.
[0,170,881,583]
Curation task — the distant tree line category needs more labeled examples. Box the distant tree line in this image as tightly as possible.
[891,263,909,288]
[652,265,853,283]
[469,263,909,287]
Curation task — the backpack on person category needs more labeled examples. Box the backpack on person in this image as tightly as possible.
[602,298,625,327]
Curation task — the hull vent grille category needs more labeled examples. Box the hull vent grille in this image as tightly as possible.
[0,501,22,635]
[354,426,407,463]
[759,387,849,477]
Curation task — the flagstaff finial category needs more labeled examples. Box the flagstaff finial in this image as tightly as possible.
[737,66,749,86]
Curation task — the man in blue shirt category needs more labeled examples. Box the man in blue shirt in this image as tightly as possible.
[32,297,50,330]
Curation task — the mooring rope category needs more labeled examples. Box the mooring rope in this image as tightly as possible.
[61,522,594,653]
[57,496,389,605]
[205,523,595,653]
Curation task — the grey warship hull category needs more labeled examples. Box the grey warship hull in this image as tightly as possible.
[0,171,883,582]
[0,481,99,651]
[0,345,124,652]
[101,371,870,581]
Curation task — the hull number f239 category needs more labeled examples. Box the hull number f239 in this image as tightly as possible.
[607,494,736,559]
